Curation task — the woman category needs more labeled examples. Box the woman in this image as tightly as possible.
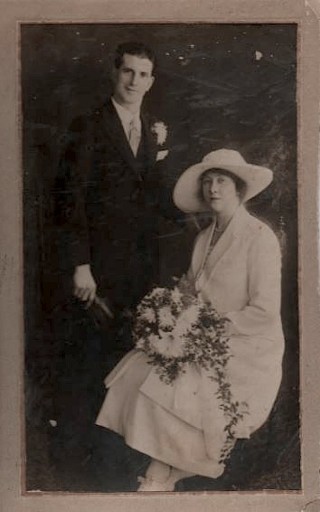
[96,148,285,491]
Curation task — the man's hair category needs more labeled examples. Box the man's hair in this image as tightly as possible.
[114,41,156,72]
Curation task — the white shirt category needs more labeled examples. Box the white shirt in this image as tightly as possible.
[111,97,142,140]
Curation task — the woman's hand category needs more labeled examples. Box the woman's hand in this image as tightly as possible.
[220,317,235,337]
[73,264,97,307]
[177,273,196,296]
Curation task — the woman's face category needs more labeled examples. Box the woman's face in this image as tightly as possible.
[201,170,241,215]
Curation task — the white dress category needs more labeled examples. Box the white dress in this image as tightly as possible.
[96,206,285,478]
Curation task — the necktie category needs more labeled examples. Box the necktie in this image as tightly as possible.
[128,118,141,157]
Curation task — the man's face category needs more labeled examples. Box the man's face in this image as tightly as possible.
[112,53,154,108]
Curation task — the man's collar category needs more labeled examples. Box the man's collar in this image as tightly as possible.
[111,97,141,125]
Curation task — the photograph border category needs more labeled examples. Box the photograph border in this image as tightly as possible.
[1,0,319,511]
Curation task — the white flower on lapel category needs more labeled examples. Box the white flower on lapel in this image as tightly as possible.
[151,121,168,146]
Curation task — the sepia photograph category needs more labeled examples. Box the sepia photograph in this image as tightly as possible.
[1,1,320,511]
[22,22,299,493]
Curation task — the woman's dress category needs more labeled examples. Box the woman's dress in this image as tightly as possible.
[96,206,285,478]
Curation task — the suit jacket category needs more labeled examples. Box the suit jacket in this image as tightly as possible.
[55,99,161,310]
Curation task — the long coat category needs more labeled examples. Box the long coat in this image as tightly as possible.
[102,206,284,436]
[140,205,284,432]
[96,205,285,475]
[54,99,162,311]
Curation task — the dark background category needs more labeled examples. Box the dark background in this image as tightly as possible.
[22,23,299,492]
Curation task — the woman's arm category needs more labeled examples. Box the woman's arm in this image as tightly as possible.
[225,225,282,336]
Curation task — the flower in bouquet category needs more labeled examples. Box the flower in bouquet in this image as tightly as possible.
[134,286,185,359]
[133,279,229,381]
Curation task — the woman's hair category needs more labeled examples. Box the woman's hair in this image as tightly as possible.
[198,168,247,202]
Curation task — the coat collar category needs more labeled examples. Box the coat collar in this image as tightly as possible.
[195,205,251,278]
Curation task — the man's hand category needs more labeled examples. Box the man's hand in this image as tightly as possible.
[73,264,97,306]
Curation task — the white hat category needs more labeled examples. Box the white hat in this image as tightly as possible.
[173,148,273,213]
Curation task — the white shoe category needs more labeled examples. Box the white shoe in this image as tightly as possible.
[137,476,175,492]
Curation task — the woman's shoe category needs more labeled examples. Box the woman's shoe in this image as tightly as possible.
[137,475,175,492]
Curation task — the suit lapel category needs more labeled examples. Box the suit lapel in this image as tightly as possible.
[140,112,157,166]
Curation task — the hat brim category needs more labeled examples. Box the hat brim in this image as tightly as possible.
[173,161,273,213]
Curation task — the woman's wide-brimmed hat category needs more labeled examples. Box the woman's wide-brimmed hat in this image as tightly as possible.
[173,148,273,213]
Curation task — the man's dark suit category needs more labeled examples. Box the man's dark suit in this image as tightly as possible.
[56,99,160,311]
[52,99,163,485]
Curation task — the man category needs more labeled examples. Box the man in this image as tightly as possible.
[57,41,160,314]
[53,41,166,488]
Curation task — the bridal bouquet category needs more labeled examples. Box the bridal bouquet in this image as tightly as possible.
[133,276,229,384]
[132,275,248,462]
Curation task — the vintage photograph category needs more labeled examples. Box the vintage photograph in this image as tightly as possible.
[22,22,299,493]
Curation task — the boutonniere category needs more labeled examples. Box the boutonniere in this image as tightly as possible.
[151,121,168,146]
[151,121,169,161]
